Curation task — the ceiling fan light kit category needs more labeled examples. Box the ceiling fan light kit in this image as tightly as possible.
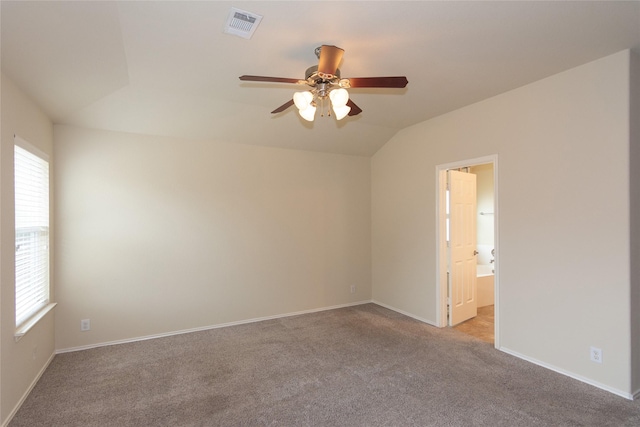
[239,45,408,123]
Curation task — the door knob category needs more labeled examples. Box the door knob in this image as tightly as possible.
[473,250,478,255]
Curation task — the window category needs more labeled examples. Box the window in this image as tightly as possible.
[14,137,50,329]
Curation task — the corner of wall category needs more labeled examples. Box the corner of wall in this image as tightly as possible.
[1,72,56,426]
[629,49,640,396]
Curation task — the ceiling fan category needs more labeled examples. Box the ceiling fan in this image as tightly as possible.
[239,45,408,121]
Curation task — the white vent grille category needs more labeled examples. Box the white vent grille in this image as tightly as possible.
[224,8,262,39]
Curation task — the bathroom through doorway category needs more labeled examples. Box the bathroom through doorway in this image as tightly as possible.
[436,155,498,347]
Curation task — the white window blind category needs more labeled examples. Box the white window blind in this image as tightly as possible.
[14,139,50,327]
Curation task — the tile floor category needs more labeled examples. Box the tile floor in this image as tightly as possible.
[452,305,494,344]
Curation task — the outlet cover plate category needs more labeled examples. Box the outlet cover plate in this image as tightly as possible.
[590,346,602,364]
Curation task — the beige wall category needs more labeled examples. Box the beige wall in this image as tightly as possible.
[372,51,634,396]
[630,50,640,396]
[53,126,371,350]
[1,74,55,424]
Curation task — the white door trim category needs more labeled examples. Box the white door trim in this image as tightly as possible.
[435,154,500,348]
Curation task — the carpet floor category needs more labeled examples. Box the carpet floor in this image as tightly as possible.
[10,303,640,426]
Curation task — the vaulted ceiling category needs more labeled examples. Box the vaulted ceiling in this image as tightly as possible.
[2,1,640,156]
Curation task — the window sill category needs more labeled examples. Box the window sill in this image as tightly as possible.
[14,303,57,342]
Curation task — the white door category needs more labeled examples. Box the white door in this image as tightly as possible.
[448,170,478,326]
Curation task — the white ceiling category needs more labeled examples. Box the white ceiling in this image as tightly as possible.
[2,1,640,157]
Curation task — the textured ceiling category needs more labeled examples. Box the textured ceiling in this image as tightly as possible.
[2,1,640,156]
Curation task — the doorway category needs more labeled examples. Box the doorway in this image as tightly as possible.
[436,155,499,348]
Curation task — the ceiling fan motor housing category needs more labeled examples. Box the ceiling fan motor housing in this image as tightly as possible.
[303,65,341,101]
[305,65,341,83]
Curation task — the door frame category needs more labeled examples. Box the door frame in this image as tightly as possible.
[435,154,500,348]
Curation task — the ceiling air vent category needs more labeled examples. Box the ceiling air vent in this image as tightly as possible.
[224,8,262,39]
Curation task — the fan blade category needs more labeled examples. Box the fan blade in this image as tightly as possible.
[346,99,362,116]
[240,75,300,84]
[271,99,295,114]
[318,45,344,76]
[346,76,408,88]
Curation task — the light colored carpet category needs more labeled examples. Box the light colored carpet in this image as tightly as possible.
[10,303,640,426]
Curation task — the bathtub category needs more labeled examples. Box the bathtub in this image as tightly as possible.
[477,264,494,307]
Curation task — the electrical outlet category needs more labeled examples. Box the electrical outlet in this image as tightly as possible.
[32,345,37,360]
[350,285,356,294]
[81,319,91,332]
[590,346,602,364]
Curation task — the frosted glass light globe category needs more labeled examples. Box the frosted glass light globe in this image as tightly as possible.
[293,91,313,110]
[299,105,316,121]
[329,88,349,107]
[332,105,351,120]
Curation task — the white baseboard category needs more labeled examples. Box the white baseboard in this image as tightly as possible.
[13,301,636,427]
[500,346,634,400]
[373,304,634,401]
[56,300,373,354]
[371,299,439,327]
[2,351,56,427]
